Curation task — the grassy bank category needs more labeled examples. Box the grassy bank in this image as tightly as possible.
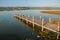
[51,20,60,26]
[41,10,60,15]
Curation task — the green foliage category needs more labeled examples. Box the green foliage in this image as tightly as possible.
[39,30,57,40]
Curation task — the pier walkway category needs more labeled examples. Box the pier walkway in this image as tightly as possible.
[14,14,60,34]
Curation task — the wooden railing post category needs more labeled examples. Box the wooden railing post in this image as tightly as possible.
[57,21,59,40]
[49,17,51,23]
[40,16,41,20]
[26,14,29,24]
[42,18,44,32]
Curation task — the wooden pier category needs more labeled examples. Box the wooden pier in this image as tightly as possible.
[13,14,60,40]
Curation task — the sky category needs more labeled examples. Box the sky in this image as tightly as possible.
[0,0,60,7]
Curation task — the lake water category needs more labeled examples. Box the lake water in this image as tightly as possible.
[0,10,60,40]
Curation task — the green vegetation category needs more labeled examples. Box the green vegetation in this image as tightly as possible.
[51,20,60,26]
[39,30,57,40]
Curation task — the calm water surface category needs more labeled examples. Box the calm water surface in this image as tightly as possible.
[0,10,60,40]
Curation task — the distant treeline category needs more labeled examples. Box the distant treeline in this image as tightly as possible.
[0,7,30,11]
[0,7,60,11]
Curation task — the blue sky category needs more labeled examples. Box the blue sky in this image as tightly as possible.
[0,0,60,7]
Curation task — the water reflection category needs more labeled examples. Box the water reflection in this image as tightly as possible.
[14,15,41,40]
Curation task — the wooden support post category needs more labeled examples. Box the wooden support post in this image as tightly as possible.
[21,14,22,21]
[27,14,29,24]
[57,22,59,40]
[49,17,51,23]
[26,17,28,24]
[32,16,34,35]
[42,18,44,32]
[32,16,34,31]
